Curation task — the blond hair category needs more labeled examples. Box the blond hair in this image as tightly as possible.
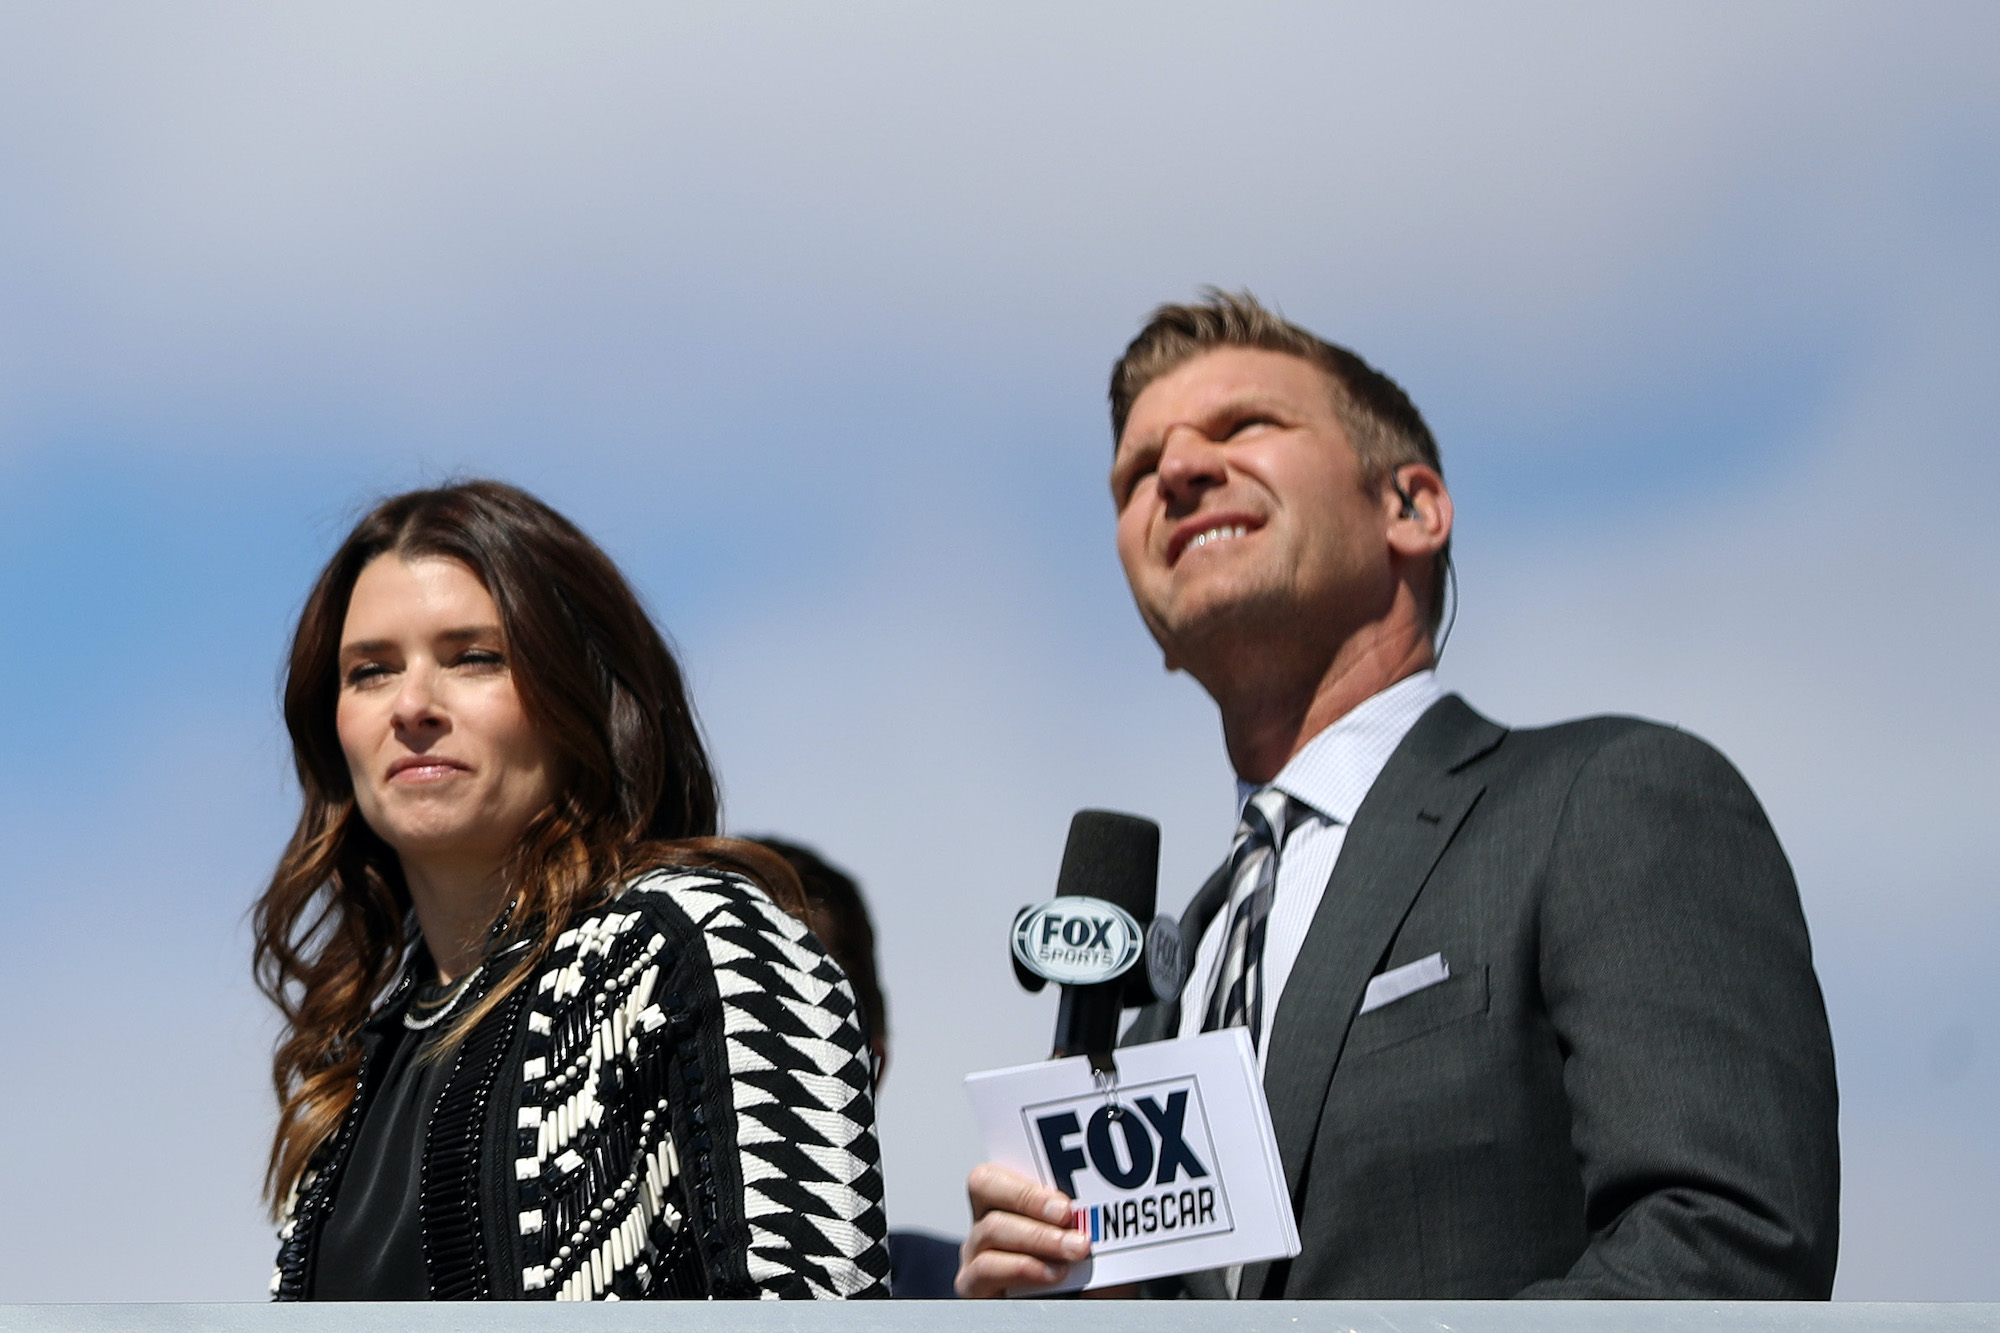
[1110,288,1450,633]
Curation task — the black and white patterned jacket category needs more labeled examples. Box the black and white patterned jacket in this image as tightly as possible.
[272,869,891,1301]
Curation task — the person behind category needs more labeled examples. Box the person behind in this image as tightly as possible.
[254,480,890,1301]
[958,291,1839,1300]
[750,837,963,1300]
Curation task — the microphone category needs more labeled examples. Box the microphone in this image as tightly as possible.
[1012,810,1186,1072]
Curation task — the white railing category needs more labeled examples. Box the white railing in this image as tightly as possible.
[0,1303,1995,1333]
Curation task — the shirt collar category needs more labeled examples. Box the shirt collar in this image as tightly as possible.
[1234,670,1447,826]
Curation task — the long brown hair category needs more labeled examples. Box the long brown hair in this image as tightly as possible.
[253,480,801,1211]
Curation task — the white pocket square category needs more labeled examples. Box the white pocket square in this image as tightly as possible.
[1358,952,1450,1015]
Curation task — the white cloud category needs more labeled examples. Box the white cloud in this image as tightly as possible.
[2,4,1993,467]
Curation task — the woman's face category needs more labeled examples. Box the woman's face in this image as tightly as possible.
[335,554,560,882]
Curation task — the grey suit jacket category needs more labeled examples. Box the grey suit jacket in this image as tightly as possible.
[1125,695,1838,1299]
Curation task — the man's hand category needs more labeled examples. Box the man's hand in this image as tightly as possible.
[955,1163,1090,1298]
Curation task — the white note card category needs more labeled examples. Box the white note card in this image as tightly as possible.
[965,1028,1300,1294]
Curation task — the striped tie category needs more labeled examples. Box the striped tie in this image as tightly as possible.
[1201,787,1301,1051]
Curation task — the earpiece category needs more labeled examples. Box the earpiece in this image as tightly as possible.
[1393,478,1419,519]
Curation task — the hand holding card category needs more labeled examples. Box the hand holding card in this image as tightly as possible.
[965,1028,1300,1294]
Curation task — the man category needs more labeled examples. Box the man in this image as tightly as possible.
[956,291,1838,1300]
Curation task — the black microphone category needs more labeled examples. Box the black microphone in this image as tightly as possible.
[1012,810,1185,1072]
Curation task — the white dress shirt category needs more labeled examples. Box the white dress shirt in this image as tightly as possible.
[1177,670,1447,1063]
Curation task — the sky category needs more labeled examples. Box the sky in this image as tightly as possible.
[1,1,1996,1303]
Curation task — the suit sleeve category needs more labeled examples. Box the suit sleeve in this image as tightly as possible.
[1518,726,1839,1298]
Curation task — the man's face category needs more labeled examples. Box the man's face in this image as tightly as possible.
[1111,347,1397,672]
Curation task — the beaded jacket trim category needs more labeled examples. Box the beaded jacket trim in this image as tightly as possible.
[270,869,890,1302]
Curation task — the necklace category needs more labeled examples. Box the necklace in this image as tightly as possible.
[403,963,485,1031]
[400,897,519,1031]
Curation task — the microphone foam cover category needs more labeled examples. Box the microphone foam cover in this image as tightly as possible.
[1055,810,1161,922]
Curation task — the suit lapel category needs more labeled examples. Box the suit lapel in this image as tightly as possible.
[1240,696,1503,1296]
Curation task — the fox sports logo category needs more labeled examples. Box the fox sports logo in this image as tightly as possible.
[1012,896,1143,986]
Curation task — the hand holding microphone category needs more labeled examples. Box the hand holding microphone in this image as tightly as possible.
[959,810,1183,1298]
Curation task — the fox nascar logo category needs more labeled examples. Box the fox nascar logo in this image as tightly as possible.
[1011,896,1143,987]
[1024,1075,1233,1252]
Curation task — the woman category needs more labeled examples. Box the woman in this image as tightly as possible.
[254,480,888,1301]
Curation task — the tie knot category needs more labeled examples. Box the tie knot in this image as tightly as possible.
[1235,786,1297,857]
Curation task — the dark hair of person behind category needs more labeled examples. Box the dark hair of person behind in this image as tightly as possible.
[750,838,887,1059]
[1109,288,1451,636]
[253,479,804,1213]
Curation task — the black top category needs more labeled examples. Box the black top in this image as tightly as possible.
[311,976,470,1300]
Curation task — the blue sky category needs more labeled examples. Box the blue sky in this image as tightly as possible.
[1,2,1996,1301]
